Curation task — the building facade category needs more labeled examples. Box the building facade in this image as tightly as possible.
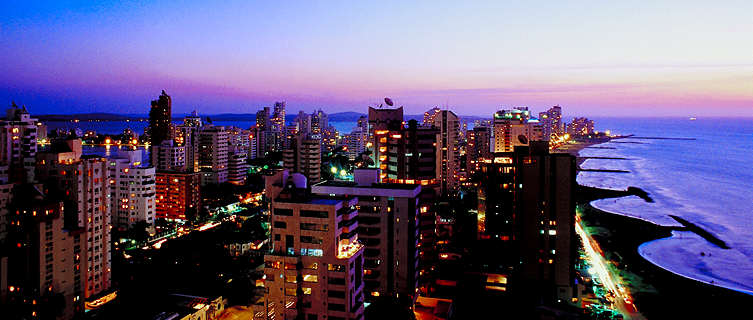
[148,90,172,146]
[36,140,112,300]
[155,172,201,221]
[477,142,575,301]
[151,140,186,172]
[264,171,365,320]
[432,110,459,195]
[312,169,421,301]
[108,150,156,231]
[198,125,229,185]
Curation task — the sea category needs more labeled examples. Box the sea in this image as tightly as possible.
[578,117,753,295]
[48,117,753,294]
[44,120,360,158]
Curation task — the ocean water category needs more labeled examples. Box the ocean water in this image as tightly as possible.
[45,120,358,136]
[48,117,753,294]
[577,117,753,294]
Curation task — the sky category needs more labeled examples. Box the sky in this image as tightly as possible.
[1,1,751,117]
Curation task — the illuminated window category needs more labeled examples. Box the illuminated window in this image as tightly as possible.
[302,274,318,283]
[302,287,312,295]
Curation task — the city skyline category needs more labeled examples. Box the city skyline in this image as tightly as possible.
[2,1,752,117]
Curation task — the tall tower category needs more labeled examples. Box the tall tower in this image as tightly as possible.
[367,106,403,175]
[1,103,39,182]
[312,169,421,301]
[148,90,172,146]
[36,139,112,300]
[263,171,364,320]
[432,110,459,195]
[478,142,575,301]
[198,125,229,185]
[283,133,322,184]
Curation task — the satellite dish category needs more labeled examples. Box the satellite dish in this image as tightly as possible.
[517,135,529,144]
[384,97,394,106]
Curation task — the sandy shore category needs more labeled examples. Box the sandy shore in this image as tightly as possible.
[578,202,752,318]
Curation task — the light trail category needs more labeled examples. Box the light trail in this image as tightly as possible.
[198,221,221,231]
[575,215,641,318]
[576,218,618,294]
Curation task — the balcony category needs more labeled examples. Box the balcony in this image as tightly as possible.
[338,218,357,229]
[336,242,363,259]
[337,206,356,217]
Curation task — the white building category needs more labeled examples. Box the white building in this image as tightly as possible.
[108,149,156,231]
[1,103,39,183]
[493,107,543,152]
[151,140,186,172]
[199,125,229,185]
[37,139,112,299]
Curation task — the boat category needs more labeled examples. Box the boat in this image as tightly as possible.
[689,117,697,121]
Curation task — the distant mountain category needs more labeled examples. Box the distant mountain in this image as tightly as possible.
[33,111,489,124]
[328,112,366,122]
[36,113,143,121]
[202,113,258,122]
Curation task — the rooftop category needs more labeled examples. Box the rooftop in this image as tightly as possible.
[314,180,420,190]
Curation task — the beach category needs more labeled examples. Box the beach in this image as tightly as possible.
[572,132,753,318]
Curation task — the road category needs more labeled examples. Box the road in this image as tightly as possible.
[576,215,645,320]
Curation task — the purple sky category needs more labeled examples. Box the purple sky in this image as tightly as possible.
[1,1,751,117]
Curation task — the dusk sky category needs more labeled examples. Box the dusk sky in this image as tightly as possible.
[1,1,751,117]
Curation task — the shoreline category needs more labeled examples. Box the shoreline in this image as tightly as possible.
[573,138,753,317]
[578,202,752,318]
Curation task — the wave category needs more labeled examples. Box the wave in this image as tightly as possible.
[578,136,753,295]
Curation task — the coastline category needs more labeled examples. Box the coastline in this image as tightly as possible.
[578,202,752,318]
[572,138,753,318]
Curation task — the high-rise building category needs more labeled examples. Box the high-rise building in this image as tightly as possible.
[148,90,172,146]
[248,127,259,160]
[422,107,441,126]
[108,149,156,231]
[256,107,271,132]
[477,142,575,301]
[1,103,39,183]
[283,133,322,184]
[198,125,229,185]
[312,169,421,301]
[432,110,459,194]
[493,107,543,153]
[151,140,186,172]
[566,117,595,136]
[367,106,403,171]
[155,172,201,221]
[539,105,563,139]
[227,127,250,185]
[344,127,367,161]
[5,184,84,319]
[0,174,12,242]
[36,139,112,300]
[271,102,286,152]
[175,111,202,173]
[256,107,271,156]
[383,120,438,187]
[183,110,203,127]
[263,171,364,320]
[296,110,312,136]
[466,126,491,176]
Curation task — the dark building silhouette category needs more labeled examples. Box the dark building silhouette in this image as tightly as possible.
[149,90,172,146]
[477,141,576,302]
